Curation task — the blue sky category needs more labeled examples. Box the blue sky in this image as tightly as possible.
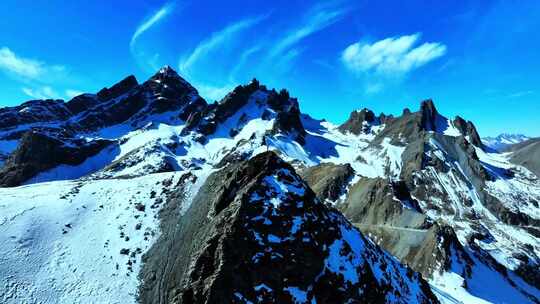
[0,0,538,136]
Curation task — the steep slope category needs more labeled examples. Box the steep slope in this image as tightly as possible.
[506,138,540,177]
[0,171,204,303]
[139,151,438,304]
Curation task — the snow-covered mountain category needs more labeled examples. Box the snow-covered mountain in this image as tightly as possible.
[1,66,540,304]
[483,133,531,151]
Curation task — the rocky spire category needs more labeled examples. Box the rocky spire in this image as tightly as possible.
[453,116,485,149]
[338,108,377,135]
[420,99,439,131]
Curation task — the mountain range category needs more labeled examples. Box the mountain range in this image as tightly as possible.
[0,66,539,304]
[482,134,532,151]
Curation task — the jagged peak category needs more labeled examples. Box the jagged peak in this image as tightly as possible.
[148,65,193,87]
[453,115,484,149]
[157,65,177,76]
[338,107,378,135]
[419,99,439,132]
[420,98,437,114]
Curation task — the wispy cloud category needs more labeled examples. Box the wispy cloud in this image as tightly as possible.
[269,3,349,59]
[0,47,65,80]
[1,47,84,100]
[341,33,447,76]
[365,82,383,95]
[179,15,267,75]
[130,2,175,50]
[22,86,60,100]
[508,90,534,98]
[229,45,262,82]
[196,83,235,102]
[177,2,350,99]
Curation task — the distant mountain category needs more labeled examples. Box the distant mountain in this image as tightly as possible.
[482,133,531,151]
[507,138,540,177]
[1,66,540,304]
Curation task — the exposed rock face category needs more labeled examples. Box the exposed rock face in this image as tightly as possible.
[338,177,428,229]
[183,80,262,136]
[299,163,354,202]
[183,80,306,144]
[0,99,72,130]
[323,172,471,280]
[357,221,472,280]
[0,69,311,187]
[139,152,438,304]
[97,75,139,101]
[269,90,307,144]
[338,108,378,135]
[453,116,484,149]
[64,94,100,115]
[371,99,485,151]
[0,131,113,187]
[419,99,438,132]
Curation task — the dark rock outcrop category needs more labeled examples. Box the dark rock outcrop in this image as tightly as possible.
[453,116,484,149]
[270,90,307,144]
[74,67,206,132]
[419,99,438,132]
[139,152,438,304]
[183,80,261,136]
[97,75,139,101]
[0,99,72,131]
[65,94,100,115]
[183,80,306,144]
[338,108,378,135]
[0,131,113,187]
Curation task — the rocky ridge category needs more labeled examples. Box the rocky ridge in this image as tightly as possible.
[139,151,438,304]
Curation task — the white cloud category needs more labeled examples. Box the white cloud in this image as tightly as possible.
[508,90,534,98]
[22,86,60,100]
[0,47,44,79]
[229,45,262,82]
[270,3,348,58]
[341,33,447,76]
[0,47,69,82]
[196,83,235,102]
[179,15,267,74]
[130,2,174,50]
[365,82,383,94]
